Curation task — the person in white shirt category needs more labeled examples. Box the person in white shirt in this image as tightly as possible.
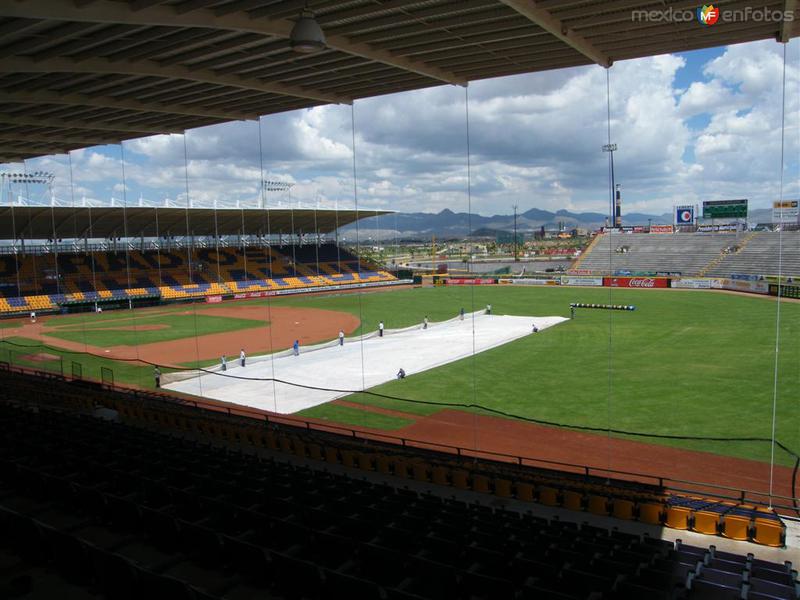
[338,330,344,346]
[30,311,36,323]
[378,321,384,337]
[240,349,246,367]
[221,355,227,371]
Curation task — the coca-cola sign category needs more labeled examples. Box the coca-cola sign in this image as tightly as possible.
[629,278,656,288]
[603,277,669,288]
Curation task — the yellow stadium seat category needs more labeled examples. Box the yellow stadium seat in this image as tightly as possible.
[411,462,429,482]
[376,454,392,474]
[721,515,750,541]
[752,518,784,547]
[562,490,584,512]
[612,499,635,521]
[278,435,293,453]
[692,510,720,535]
[516,482,535,502]
[432,466,450,486]
[538,486,559,507]
[392,458,410,478]
[665,506,691,530]
[358,452,375,471]
[340,450,357,468]
[451,470,470,490]
[472,474,490,494]
[324,446,339,464]
[307,443,323,461]
[494,479,512,498]
[587,495,610,516]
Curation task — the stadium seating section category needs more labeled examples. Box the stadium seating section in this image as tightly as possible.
[578,232,800,277]
[0,244,396,314]
[0,366,795,599]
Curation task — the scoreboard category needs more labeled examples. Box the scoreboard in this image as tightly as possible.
[703,199,748,219]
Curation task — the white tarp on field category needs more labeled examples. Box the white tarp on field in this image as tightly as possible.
[164,313,567,414]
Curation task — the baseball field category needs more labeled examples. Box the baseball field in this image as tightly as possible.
[1,285,798,489]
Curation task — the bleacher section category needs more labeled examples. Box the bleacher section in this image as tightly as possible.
[578,233,739,275]
[0,244,396,314]
[706,232,800,278]
[578,232,800,278]
[0,367,795,599]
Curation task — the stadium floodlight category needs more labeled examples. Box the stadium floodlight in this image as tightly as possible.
[601,144,618,228]
[263,180,294,192]
[290,7,326,53]
[0,171,55,185]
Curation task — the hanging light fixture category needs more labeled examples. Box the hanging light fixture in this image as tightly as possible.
[290,6,326,54]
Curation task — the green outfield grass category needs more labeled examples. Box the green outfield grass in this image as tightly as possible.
[275,286,800,465]
[4,285,799,466]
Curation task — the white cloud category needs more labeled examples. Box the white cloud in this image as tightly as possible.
[4,38,798,217]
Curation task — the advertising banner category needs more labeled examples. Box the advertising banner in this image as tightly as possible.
[675,206,694,225]
[671,278,725,289]
[724,279,769,294]
[206,295,223,303]
[446,278,496,285]
[499,278,553,286]
[650,224,674,233]
[773,200,799,223]
[697,224,739,233]
[561,276,603,287]
[603,277,669,288]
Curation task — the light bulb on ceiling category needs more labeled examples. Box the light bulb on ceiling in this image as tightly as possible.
[290,7,326,54]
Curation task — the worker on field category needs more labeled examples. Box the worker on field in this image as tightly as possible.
[240,348,246,367]
[423,316,429,330]
[397,368,406,380]
[221,355,227,371]
[338,330,345,346]
[293,340,300,356]
[486,303,492,315]
[379,321,384,337]
[154,366,161,388]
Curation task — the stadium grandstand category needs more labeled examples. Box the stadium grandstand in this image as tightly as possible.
[575,231,800,279]
[0,206,398,315]
[1,1,799,599]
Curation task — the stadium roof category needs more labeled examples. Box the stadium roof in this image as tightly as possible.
[0,206,389,240]
[0,0,797,164]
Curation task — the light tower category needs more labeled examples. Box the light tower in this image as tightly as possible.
[1,171,55,204]
[602,143,617,228]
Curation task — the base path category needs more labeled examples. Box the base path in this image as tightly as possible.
[165,314,567,414]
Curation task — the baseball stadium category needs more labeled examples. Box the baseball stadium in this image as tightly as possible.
[1,2,800,600]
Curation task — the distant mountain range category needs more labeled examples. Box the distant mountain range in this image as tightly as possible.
[341,206,775,240]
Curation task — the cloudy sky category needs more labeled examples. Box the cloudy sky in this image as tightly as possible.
[7,38,800,218]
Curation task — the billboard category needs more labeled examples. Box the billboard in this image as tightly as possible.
[446,278,496,285]
[650,224,674,234]
[671,278,725,289]
[770,284,800,299]
[603,277,669,288]
[560,276,603,287]
[773,200,799,223]
[675,206,694,225]
[702,199,748,219]
[697,223,739,233]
